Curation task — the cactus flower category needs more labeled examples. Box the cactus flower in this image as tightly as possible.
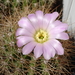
[16,10,69,60]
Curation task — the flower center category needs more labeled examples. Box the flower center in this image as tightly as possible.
[34,29,48,43]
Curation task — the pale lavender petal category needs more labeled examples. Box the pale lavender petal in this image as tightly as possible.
[43,12,59,30]
[49,23,68,34]
[48,20,62,30]
[43,14,52,30]
[49,39,64,55]
[16,36,33,47]
[22,42,36,55]
[35,10,43,20]
[51,32,69,40]
[43,48,51,60]
[53,20,62,26]
[43,12,59,29]
[16,28,32,36]
[18,17,35,33]
[28,14,39,30]
[50,12,59,23]
[34,44,43,58]
[43,42,56,60]
[35,10,44,28]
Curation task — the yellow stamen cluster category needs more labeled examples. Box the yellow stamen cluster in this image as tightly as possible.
[34,29,48,43]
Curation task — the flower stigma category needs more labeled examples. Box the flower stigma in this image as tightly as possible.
[34,29,48,43]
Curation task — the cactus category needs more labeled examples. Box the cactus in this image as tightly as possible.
[0,0,56,14]
[0,0,75,75]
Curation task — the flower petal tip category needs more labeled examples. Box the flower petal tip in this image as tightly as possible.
[17,42,22,47]
[22,52,26,55]
[35,56,39,59]
[53,12,59,16]
[58,51,64,55]
[18,17,24,25]
[45,57,51,60]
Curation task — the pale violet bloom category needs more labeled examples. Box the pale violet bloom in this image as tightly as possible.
[16,10,69,60]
